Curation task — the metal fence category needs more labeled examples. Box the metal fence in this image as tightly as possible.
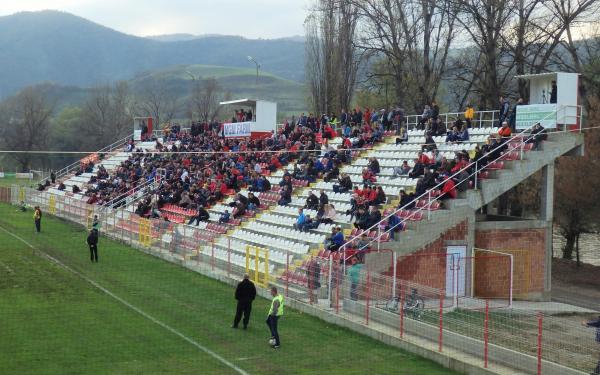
[8,184,597,375]
[405,110,501,131]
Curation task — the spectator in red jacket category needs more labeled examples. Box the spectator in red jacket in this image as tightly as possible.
[441,176,457,200]
[362,168,376,185]
[417,151,431,166]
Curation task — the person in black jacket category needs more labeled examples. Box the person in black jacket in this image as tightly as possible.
[87,229,99,263]
[333,173,352,193]
[188,206,210,226]
[247,192,261,211]
[319,190,329,208]
[232,274,257,329]
[304,191,319,211]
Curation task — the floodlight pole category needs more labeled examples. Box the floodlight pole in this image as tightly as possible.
[247,56,260,86]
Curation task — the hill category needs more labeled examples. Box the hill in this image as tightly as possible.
[129,64,307,117]
[0,11,305,98]
[25,64,306,118]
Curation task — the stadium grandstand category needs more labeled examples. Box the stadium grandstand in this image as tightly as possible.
[11,75,597,374]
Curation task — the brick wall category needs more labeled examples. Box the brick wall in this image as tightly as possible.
[0,186,11,203]
[474,227,546,299]
[385,220,469,291]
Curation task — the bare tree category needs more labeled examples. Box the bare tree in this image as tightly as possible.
[189,77,223,122]
[452,0,515,108]
[335,1,361,113]
[83,81,133,148]
[305,0,361,115]
[0,86,54,171]
[351,0,457,112]
[555,103,600,264]
[136,80,179,127]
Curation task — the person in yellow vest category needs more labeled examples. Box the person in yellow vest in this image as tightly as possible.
[33,206,42,233]
[266,286,284,349]
[464,103,475,129]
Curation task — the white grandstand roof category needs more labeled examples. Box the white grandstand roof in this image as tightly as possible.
[515,72,580,80]
[219,98,257,106]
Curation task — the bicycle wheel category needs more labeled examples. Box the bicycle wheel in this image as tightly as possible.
[386,298,399,313]
[414,297,425,320]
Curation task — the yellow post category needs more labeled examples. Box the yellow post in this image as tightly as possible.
[245,245,269,287]
[138,218,152,247]
[86,207,94,230]
[254,247,259,285]
[263,250,270,286]
[245,247,250,276]
[48,195,56,215]
[18,187,25,202]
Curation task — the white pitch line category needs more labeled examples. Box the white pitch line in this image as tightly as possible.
[0,225,249,375]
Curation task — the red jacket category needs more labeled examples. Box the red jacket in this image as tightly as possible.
[498,127,512,138]
[366,189,378,202]
[419,154,431,165]
[451,160,468,174]
[442,179,457,199]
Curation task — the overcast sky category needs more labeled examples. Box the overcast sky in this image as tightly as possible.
[0,0,311,39]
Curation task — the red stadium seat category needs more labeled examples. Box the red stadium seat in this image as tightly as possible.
[478,171,491,180]
[429,201,441,211]
[409,211,423,221]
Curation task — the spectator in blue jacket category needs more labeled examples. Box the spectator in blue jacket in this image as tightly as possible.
[218,210,231,224]
[326,227,344,251]
[385,213,403,240]
[458,127,469,142]
[293,208,306,231]
[583,316,600,375]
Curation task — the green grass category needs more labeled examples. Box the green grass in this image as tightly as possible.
[131,64,308,117]
[0,203,456,374]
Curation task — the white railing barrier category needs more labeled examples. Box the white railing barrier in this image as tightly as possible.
[405,110,500,131]
[40,133,133,184]
[340,104,582,265]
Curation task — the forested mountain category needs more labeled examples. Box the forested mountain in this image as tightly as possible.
[0,10,305,98]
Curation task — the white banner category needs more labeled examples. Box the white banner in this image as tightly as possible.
[15,172,33,179]
[223,121,252,138]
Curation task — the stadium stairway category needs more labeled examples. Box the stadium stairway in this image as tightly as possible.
[42,141,159,203]
[365,130,584,274]
[228,128,583,291]
[197,129,502,291]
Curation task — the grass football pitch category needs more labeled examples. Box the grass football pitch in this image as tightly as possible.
[0,203,456,374]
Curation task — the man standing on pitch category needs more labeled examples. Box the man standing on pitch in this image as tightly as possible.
[33,206,42,233]
[232,274,256,329]
[266,286,284,349]
[87,229,99,263]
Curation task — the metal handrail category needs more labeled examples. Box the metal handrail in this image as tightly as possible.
[340,105,581,261]
[40,133,134,184]
[102,177,161,211]
[405,110,500,132]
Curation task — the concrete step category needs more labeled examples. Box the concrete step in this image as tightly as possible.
[373,132,583,262]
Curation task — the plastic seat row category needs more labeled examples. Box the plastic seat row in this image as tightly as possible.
[230,229,310,254]
[245,222,326,244]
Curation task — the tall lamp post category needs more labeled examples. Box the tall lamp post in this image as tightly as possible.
[247,55,260,86]
[185,71,199,122]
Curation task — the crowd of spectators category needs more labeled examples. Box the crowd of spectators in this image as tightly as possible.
[73,106,390,226]
[40,98,547,261]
